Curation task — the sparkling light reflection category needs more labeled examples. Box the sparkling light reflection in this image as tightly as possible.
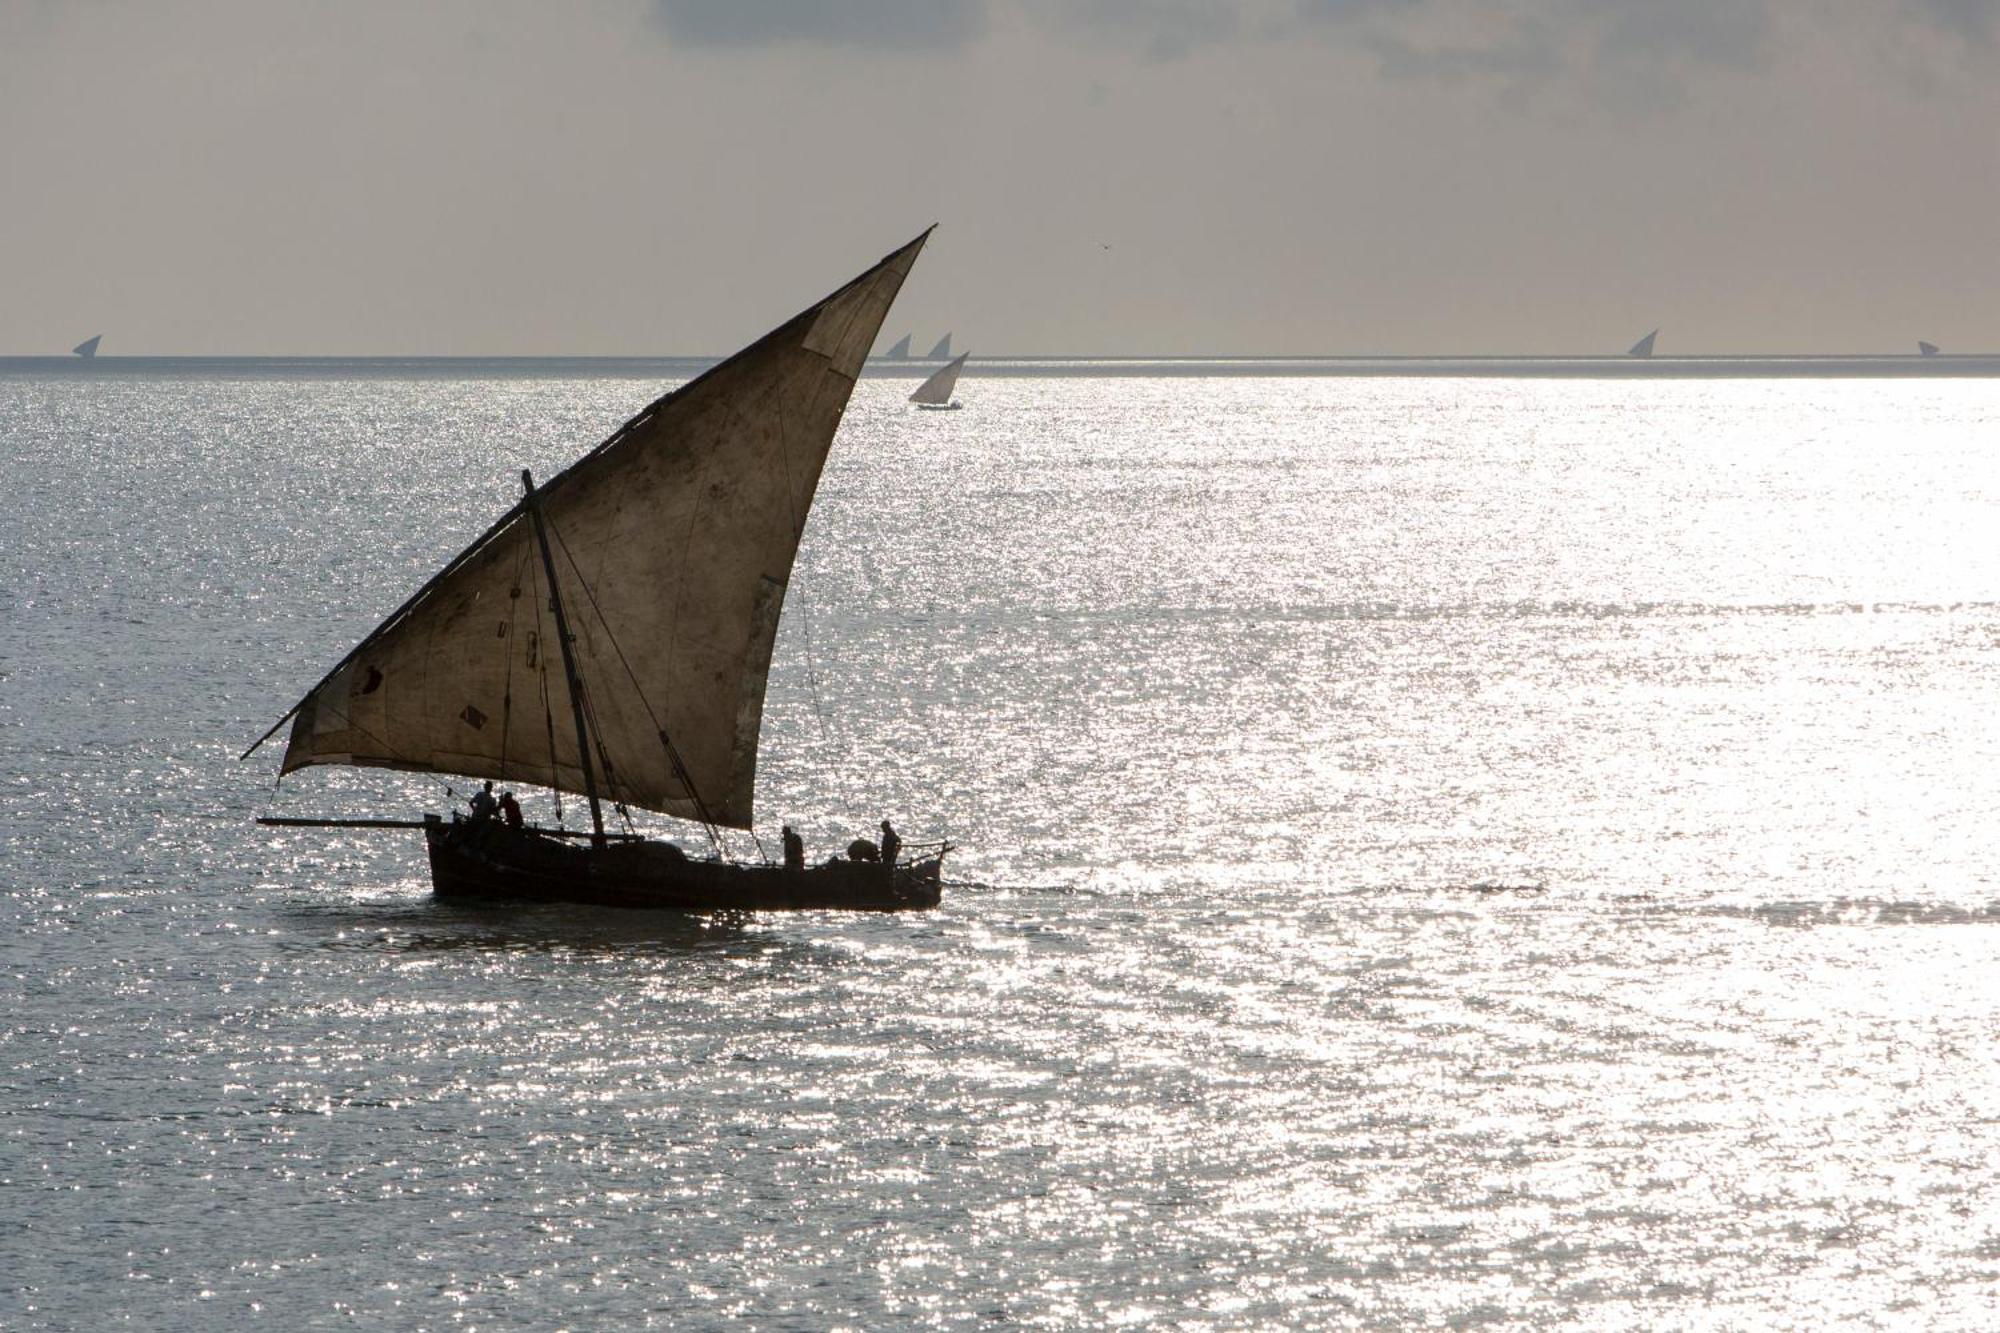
[4,372,2000,1326]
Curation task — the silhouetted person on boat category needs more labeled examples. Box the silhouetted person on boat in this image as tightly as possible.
[497,790,523,829]
[469,780,497,821]
[879,820,901,868]
[782,825,804,872]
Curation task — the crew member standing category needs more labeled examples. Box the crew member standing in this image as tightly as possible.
[782,824,805,872]
[878,819,901,869]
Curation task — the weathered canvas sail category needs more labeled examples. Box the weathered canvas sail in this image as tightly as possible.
[253,229,932,829]
[926,333,952,359]
[1628,329,1658,358]
[909,352,967,406]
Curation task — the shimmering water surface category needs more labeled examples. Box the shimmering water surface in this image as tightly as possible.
[6,370,2000,1328]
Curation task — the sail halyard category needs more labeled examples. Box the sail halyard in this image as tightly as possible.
[522,468,606,846]
[250,227,934,829]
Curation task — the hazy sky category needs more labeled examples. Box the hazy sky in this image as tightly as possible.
[3,0,1996,355]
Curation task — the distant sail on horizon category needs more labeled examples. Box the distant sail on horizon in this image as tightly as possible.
[1919,340,1940,357]
[72,335,101,358]
[882,334,912,359]
[910,352,968,408]
[926,333,952,359]
[1628,329,1658,358]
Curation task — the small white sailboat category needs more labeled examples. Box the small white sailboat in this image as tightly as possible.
[882,334,912,359]
[1627,329,1658,359]
[910,352,968,410]
[1919,340,1940,357]
[926,332,953,360]
[72,335,101,359]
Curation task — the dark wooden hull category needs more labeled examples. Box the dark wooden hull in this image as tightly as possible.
[422,816,943,912]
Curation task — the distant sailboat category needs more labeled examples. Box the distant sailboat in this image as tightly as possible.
[1919,340,1940,357]
[882,334,912,359]
[910,352,968,410]
[926,333,953,360]
[1628,329,1658,359]
[72,335,101,359]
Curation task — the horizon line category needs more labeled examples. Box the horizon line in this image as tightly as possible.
[3,350,1994,363]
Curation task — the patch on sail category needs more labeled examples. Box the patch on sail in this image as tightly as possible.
[358,666,383,695]
[460,704,487,730]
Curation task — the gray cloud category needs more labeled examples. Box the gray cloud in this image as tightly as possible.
[1594,0,1770,70]
[1301,1,1774,101]
[640,0,1991,98]
[648,0,986,50]
[1294,0,1421,19]
[1360,17,1564,88]
[1049,0,1246,62]
[1908,0,2000,44]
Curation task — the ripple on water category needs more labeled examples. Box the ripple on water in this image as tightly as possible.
[5,373,2000,1327]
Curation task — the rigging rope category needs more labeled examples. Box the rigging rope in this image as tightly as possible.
[769,390,863,831]
[528,546,565,828]
[498,543,532,778]
[544,513,728,859]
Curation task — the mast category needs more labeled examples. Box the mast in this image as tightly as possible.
[522,468,606,846]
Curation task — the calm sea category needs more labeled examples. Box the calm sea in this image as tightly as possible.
[5,366,2000,1328]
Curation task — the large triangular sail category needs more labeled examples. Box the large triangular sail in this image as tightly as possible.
[909,352,968,406]
[1919,340,1940,357]
[251,229,932,830]
[72,335,101,358]
[926,333,952,359]
[1628,329,1658,358]
[883,334,912,359]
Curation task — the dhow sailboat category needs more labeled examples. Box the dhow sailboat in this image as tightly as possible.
[910,352,968,410]
[249,230,948,912]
